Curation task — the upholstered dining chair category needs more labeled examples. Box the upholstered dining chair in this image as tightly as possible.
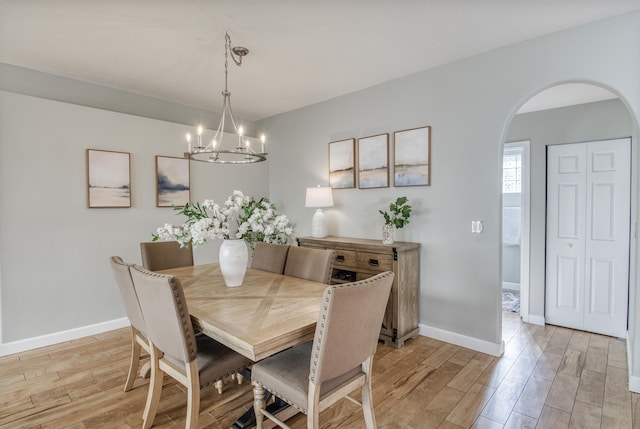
[283,246,335,284]
[140,241,193,271]
[251,271,394,429]
[110,256,151,392]
[251,242,290,274]
[129,265,252,429]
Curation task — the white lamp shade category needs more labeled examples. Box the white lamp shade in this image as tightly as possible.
[305,186,334,208]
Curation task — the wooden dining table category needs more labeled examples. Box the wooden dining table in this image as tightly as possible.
[157,263,329,362]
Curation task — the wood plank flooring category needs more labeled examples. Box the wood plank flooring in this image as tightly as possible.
[1,312,638,428]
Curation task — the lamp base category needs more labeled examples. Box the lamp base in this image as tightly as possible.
[311,209,328,238]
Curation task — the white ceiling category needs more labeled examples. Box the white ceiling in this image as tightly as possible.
[1,1,639,121]
[517,83,619,114]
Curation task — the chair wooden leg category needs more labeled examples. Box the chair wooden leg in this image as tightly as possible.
[124,327,141,392]
[361,357,376,429]
[252,382,267,429]
[185,360,200,429]
[142,344,163,429]
[307,383,321,429]
[361,380,376,429]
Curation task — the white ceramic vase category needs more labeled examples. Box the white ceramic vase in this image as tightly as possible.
[219,239,248,287]
[382,224,394,245]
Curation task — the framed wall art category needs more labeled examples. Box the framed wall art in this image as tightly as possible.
[394,126,431,186]
[329,138,355,189]
[86,149,131,208]
[156,156,190,207]
[358,133,389,189]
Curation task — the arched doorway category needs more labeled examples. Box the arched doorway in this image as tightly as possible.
[500,82,634,338]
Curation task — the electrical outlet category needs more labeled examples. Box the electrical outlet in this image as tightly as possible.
[471,220,484,234]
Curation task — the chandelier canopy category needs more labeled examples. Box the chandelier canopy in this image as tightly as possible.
[184,31,267,164]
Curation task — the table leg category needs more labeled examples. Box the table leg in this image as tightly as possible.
[232,388,292,429]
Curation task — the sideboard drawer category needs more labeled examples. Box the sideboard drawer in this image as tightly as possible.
[333,249,357,267]
[357,252,393,271]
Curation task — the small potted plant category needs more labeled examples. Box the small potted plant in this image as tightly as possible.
[379,196,412,244]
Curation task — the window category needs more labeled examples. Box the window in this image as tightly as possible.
[502,149,522,193]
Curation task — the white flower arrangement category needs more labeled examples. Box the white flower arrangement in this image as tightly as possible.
[153,190,293,248]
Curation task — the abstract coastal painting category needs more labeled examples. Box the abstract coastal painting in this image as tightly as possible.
[358,133,389,189]
[156,156,190,207]
[87,149,131,208]
[394,126,431,187]
[329,138,355,189]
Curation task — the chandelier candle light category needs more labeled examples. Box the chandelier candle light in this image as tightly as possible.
[305,186,334,238]
[184,31,267,164]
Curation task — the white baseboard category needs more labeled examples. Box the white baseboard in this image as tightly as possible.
[629,375,640,393]
[527,314,545,326]
[502,282,520,291]
[627,333,640,393]
[0,317,130,357]
[419,323,505,357]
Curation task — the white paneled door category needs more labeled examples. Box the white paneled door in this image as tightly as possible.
[546,138,630,337]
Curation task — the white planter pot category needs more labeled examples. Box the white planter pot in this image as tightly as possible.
[219,239,248,287]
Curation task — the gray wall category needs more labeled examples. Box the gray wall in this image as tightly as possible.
[0,90,268,342]
[507,98,633,317]
[0,63,257,136]
[502,245,520,287]
[259,11,640,377]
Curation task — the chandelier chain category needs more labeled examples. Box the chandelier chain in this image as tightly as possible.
[226,32,244,67]
[224,33,229,95]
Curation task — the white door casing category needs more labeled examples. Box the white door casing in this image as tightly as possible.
[503,141,531,323]
[546,138,630,337]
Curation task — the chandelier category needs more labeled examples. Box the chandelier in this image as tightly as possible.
[184,31,267,164]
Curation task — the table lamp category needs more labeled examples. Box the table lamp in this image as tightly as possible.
[305,186,334,238]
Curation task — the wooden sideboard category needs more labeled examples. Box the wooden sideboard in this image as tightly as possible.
[297,236,420,348]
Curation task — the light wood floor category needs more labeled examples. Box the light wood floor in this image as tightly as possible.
[2,312,639,428]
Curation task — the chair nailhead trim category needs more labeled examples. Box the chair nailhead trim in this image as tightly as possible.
[257,383,306,412]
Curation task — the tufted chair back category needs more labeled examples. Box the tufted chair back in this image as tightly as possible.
[140,241,193,271]
[251,242,290,274]
[284,246,335,284]
[110,256,146,336]
[129,265,197,366]
[310,271,393,384]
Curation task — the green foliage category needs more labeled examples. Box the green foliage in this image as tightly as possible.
[379,196,412,229]
[151,202,197,243]
[172,202,208,223]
